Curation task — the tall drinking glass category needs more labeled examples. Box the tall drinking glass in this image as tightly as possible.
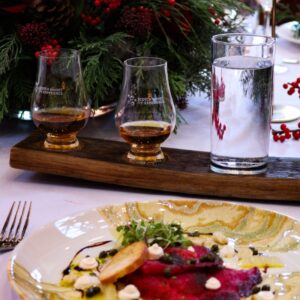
[211,34,275,175]
[32,49,90,151]
[115,57,176,164]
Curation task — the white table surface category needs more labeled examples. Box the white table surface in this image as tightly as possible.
[0,37,300,300]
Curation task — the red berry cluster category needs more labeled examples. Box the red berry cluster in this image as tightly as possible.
[118,6,154,36]
[81,14,101,26]
[168,0,176,6]
[161,9,171,17]
[160,0,176,17]
[18,22,51,50]
[208,6,221,25]
[94,0,121,13]
[272,123,300,142]
[282,78,300,97]
[35,40,61,64]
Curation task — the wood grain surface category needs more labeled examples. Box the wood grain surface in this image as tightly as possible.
[9,132,300,201]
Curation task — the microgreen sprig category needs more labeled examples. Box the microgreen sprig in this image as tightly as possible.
[116,220,192,248]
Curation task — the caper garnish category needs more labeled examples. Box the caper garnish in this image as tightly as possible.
[74,266,83,272]
[99,251,108,259]
[251,286,261,294]
[200,253,215,262]
[261,284,271,291]
[85,286,101,298]
[108,249,118,256]
[211,244,219,253]
[164,267,172,278]
[159,254,173,264]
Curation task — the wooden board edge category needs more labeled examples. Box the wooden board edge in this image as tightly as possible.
[9,145,300,201]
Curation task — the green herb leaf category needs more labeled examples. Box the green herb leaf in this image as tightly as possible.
[117,220,192,248]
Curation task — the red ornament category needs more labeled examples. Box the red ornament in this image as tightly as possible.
[168,0,176,6]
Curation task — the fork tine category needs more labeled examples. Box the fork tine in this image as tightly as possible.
[13,201,27,242]
[0,202,16,240]
[7,201,21,241]
[20,201,31,241]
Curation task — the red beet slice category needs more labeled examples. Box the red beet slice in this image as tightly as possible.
[140,246,222,276]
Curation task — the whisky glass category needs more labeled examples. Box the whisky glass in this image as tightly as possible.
[115,57,176,164]
[32,48,90,151]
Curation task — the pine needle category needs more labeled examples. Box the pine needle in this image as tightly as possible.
[0,34,22,75]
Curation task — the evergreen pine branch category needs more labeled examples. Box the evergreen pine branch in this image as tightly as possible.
[0,76,9,121]
[0,34,22,76]
[73,32,130,106]
[8,71,34,109]
[169,72,187,98]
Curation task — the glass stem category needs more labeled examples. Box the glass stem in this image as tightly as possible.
[263,11,271,36]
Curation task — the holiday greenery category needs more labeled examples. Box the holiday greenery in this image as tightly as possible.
[0,0,245,122]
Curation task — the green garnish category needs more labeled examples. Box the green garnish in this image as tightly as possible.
[116,220,192,248]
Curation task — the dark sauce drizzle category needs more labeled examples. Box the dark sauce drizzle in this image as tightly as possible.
[62,240,112,276]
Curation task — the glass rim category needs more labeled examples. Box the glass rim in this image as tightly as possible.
[38,48,79,59]
[124,57,167,68]
[212,33,275,47]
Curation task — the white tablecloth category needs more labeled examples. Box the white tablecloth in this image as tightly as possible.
[0,37,300,300]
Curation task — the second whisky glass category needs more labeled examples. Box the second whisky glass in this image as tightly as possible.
[115,57,176,164]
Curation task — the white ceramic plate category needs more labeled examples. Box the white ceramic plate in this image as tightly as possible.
[8,199,300,299]
[272,104,300,123]
[277,21,300,45]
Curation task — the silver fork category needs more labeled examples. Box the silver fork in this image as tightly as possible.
[0,201,32,253]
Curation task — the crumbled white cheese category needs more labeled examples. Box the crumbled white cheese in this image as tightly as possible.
[220,245,236,258]
[187,246,195,252]
[252,291,275,300]
[79,256,98,270]
[74,274,100,290]
[213,231,228,245]
[205,277,221,290]
[148,243,164,260]
[118,284,141,300]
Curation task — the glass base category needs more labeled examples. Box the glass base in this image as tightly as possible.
[126,144,166,164]
[44,133,80,151]
[210,155,267,175]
